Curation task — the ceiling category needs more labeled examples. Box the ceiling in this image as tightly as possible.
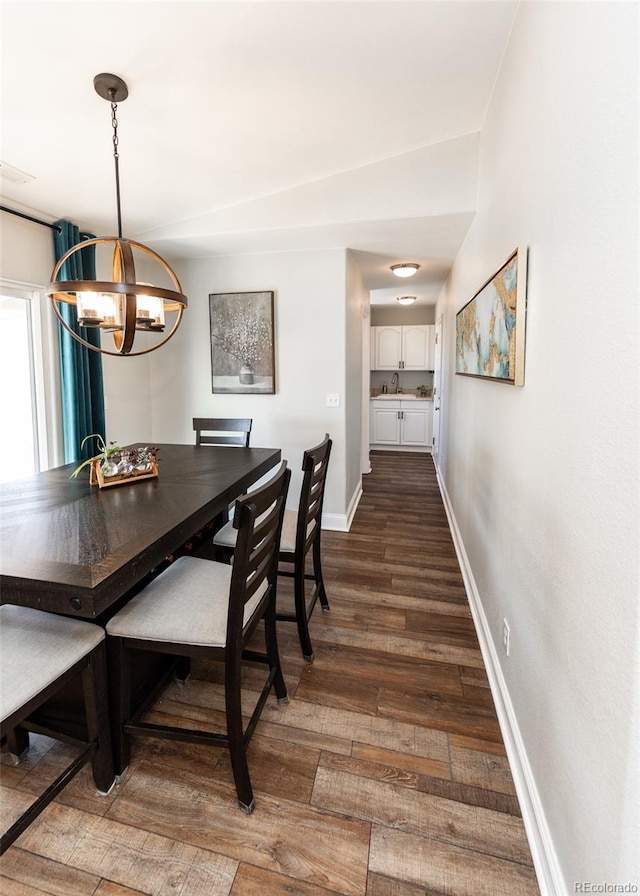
[1,1,517,303]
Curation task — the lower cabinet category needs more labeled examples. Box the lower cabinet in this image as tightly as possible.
[370,400,433,449]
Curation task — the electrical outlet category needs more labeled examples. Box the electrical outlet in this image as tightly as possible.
[326,393,340,407]
[502,619,511,656]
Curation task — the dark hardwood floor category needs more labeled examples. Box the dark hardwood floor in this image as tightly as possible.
[1,451,540,895]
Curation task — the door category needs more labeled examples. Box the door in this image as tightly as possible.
[0,289,43,482]
[432,317,443,463]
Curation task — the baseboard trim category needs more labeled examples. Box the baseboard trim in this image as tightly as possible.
[322,480,363,532]
[434,461,564,896]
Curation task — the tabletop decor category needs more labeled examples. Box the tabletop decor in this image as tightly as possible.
[71,434,158,489]
[455,247,528,386]
[209,291,275,394]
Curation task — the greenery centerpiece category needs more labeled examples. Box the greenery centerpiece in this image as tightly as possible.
[71,434,158,488]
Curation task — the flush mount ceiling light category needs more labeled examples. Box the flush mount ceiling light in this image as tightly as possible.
[396,296,417,305]
[390,263,420,278]
[47,73,187,357]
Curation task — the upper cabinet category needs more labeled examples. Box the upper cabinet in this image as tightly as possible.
[371,325,435,370]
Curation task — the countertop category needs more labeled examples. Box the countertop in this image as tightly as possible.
[370,393,433,401]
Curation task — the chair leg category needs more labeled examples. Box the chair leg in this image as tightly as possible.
[313,536,330,611]
[7,726,29,761]
[108,637,132,776]
[176,657,191,683]
[81,642,115,794]
[294,558,315,662]
[264,588,288,704]
[225,654,254,813]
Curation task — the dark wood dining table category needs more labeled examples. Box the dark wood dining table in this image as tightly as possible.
[0,443,281,775]
[0,443,281,621]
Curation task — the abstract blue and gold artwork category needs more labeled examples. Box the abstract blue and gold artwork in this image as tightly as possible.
[455,248,528,385]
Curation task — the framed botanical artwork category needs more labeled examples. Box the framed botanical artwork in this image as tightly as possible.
[455,247,528,386]
[209,291,275,394]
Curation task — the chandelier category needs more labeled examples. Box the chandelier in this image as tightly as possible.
[47,74,187,357]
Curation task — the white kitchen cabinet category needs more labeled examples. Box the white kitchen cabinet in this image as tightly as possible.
[370,399,433,449]
[370,400,401,444]
[400,405,431,446]
[373,326,401,370]
[372,325,435,371]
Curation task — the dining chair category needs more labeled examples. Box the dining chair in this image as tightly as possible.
[106,460,291,814]
[193,417,253,447]
[1,605,114,854]
[184,417,254,554]
[214,434,332,662]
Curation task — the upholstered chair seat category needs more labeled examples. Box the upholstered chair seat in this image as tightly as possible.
[107,557,267,647]
[1,605,114,854]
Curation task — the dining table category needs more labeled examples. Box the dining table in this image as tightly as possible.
[0,442,281,774]
[0,442,281,620]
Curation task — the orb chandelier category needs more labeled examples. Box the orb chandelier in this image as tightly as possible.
[390,263,420,278]
[47,73,187,357]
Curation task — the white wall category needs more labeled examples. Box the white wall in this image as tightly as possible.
[370,305,435,326]
[123,248,354,522]
[345,251,366,513]
[0,212,55,285]
[102,351,153,445]
[0,213,64,467]
[436,3,638,893]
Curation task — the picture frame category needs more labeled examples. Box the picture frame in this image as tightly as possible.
[209,291,275,394]
[455,247,528,386]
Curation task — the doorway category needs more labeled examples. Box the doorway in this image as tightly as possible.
[432,316,443,466]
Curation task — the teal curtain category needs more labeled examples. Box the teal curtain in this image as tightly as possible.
[53,220,106,464]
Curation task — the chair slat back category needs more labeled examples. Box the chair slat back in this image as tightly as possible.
[296,434,332,554]
[193,417,252,448]
[227,461,290,639]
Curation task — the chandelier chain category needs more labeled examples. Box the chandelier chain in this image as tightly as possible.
[111,102,119,158]
[110,99,123,238]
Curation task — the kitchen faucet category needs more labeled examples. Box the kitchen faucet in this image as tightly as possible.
[391,372,399,394]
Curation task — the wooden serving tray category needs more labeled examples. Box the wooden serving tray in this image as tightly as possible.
[89,451,159,489]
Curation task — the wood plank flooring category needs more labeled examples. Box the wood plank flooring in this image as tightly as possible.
[1,451,540,896]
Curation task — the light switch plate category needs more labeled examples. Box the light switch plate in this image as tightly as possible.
[326,393,340,407]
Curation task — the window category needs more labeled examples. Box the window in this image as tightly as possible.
[0,284,61,483]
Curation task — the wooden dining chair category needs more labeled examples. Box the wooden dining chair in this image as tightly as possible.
[1,606,114,854]
[214,434,333,662]
[106,460,291,814]
[186,417,254,552]
[193,417,252,447]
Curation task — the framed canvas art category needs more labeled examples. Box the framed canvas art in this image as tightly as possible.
[455,247,528,386]
[209,291,275,394]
